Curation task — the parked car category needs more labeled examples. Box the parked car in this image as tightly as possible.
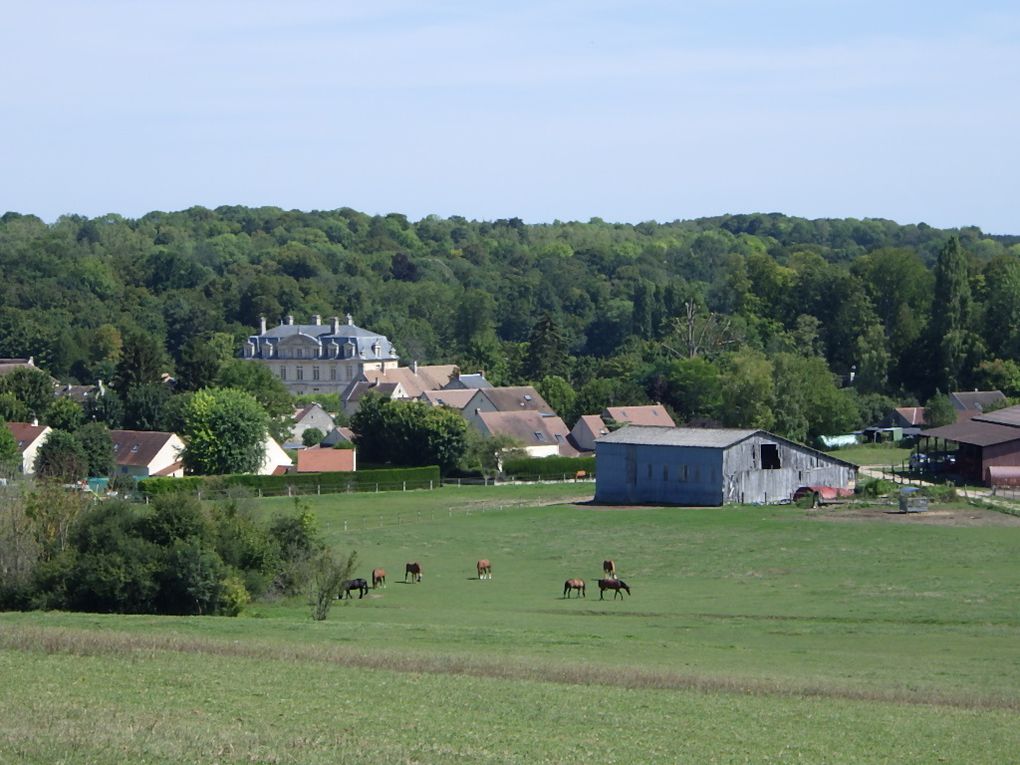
[909,453,930,469]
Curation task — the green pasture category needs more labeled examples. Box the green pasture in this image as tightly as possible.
[824,444,913,466]
[3,484,1020,763]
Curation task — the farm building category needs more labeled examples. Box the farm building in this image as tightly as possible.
[594,426,856,506]
[919,404,1020,485]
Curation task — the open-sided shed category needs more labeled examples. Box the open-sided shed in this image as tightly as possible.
[594,426,856,506]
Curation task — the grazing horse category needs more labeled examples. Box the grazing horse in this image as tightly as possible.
[340,578,369,599]
[602,560,617,579]
[371,568,386,588]
[598,578,630,600]
[563,578,586,598]
[476,559,492,580]
[404,562,423,583]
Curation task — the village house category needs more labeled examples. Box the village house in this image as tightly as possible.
[603,404,676,428]
[5,421,52,474]
[243,315,400,396]
[109,430,186,479]
[287,403,336,448]
[475,410,576,458]
[461,386,553,433]
[595,426,856,506]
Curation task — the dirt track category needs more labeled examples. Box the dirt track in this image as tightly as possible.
[805,504,1020,527]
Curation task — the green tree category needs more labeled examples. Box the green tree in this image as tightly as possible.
[76,421,115,478]
[302,427,325,447]
[175,334,227,392]
[84,390,124,428]
[536,375,576,422]
[0,418,19,474]
[926,238,972,394]
[924,391,957,428]
[351,395,467,474]
[0,367,54,420]
[661,357,722,423]
[113,328,168,394]
[35,429,88,483]
[0,392,29,422]
[524,312,570,381]
[124,383,171,431]
[181,388,269,476]
[215,359,293,419]
[718,350,775,430]
[45,397,84,432]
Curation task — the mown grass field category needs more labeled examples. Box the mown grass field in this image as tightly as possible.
[824,444,913,467]
[3,484,1020,763]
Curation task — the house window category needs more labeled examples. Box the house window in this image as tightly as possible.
[296,366,304,381]
[296,348,303,359]
[533,432,545,442]
[761,444,781,470]
[312,367,320,381]
[330,367,337,381]
[279,367,287,381]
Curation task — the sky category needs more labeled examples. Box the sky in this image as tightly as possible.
[1,1,1018,232]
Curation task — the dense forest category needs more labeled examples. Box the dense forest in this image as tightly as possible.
[2,206,1019,443]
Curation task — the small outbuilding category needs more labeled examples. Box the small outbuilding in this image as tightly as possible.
[594,426,856,506]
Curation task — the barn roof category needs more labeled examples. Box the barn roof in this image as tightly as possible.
[596,426,759,448]
[596,426,858,468]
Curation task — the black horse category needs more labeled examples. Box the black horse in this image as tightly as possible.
[404,562,422,582]
[598,578,630,600]
[340,578,369,599]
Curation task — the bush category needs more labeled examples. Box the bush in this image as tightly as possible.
[919,484,958,502]
[857,478,897,497]
[138,466,441,498]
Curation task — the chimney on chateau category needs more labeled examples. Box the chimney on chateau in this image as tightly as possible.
[286,315,294,325]
[331,316,340,333]
[412,360,418,374]
[312,315,321,325]
[259,316,267,334]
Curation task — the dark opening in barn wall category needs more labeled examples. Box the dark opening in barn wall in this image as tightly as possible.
[761,444,781,469]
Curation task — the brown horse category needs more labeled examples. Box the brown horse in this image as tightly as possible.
[404,562,422,582]
[598,578,630,600]
[563,578,586,598]
[372,568,386,588]
[476,559,492,580]
[602,560,617,578]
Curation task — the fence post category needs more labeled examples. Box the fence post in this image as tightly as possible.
[403,481,406,491]
[258,488,263,498]
[317,483,321,496]
[429,480,433,490]
[375,483,379,493]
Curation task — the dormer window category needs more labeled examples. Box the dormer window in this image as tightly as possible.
[130,444,139,453]
[534,431,545,441]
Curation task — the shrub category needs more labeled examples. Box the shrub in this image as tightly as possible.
[857,478,897,497]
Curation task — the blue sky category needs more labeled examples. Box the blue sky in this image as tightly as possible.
[2,1,1017,232]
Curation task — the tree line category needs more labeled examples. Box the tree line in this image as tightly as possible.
[2,207,1018,445]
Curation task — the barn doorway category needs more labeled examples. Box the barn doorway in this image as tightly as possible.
[761,444,781,469]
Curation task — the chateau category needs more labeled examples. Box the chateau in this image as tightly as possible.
[243,315,399,395]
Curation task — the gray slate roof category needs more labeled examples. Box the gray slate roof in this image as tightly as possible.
[596,426,759,448]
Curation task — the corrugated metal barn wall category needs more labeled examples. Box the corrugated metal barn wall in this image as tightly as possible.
[722,436,853,504]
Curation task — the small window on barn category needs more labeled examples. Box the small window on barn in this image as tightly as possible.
[678,464,688,482]
[663,465,669,481]
[647,463,652,479]
[694,465,701,482]
[761,444,781,470]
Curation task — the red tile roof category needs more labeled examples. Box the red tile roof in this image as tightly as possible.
[6,422,48,452]
[296,447,356,473]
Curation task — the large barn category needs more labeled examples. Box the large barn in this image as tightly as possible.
[594,426,857,506]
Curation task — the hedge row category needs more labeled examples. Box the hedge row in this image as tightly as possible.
[138,466,441,497]
[501,455,596,480]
